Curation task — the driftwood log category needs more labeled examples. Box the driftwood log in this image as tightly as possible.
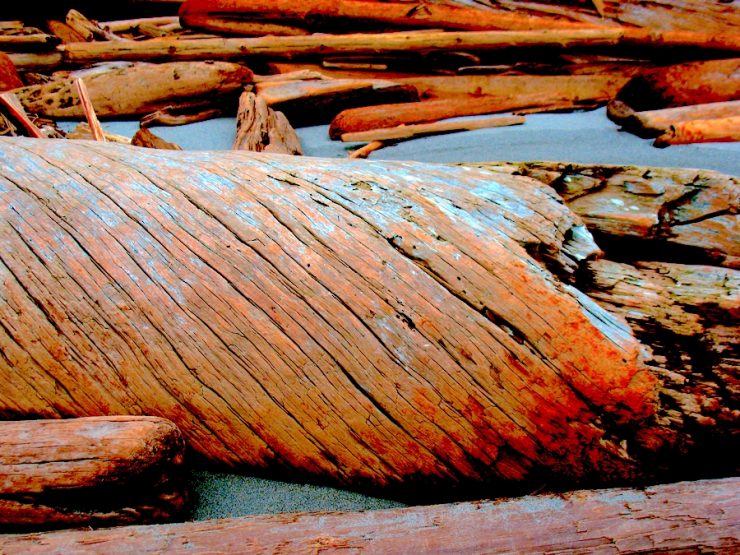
[13,61,253,118]
[0,416,187,531]
[0,138,736,498]
[232,91,302,154]
[2,477,738,553]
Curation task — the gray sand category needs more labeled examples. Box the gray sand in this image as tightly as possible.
[60,110,738,519]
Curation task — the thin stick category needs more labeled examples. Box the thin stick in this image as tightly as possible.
[73,78,105,142]
[349,140,388,159]
[341,114,525,142]
[0,92,44,138]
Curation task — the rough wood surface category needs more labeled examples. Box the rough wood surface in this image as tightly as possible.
[14,61,253,118]
[616,58,740,111]
[0,416,187,531]
[0,138,737,497]
[0,52,23,92]
[2,477,738,554]
[233,91,302,154]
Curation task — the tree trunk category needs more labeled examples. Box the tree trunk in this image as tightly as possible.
[0,416,187,531]
[1,477,737,553]
[0,138,736,499]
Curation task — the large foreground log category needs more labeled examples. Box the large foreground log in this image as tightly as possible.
[0,416,187,531]
[0,138,736,497]
[2,477,738,553]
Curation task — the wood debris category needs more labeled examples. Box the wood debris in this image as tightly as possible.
[233,91,302,154]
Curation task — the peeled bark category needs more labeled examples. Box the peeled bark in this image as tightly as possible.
[616,58,740,112]
[0,138,736,498]
[0,416,188,531]
[2,477,738,554]
[14,61,253,118]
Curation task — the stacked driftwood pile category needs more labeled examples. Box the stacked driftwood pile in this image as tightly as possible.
[0,0,739,155]
[0,1,738,552]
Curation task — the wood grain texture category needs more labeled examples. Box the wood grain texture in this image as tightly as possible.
[233,91,302,154]
[14,61,253,118]
[2,477,738,553]
[0,137,667,495]
[0,416,187,530]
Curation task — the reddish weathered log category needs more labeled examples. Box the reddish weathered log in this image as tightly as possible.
[14,61,253,118]
[653,116,740,147]
[607,99,740,138]
[179,0,607,34]
[233,91,302,154]
[616,58,740,111]
[0,93,44,138]
[0,138,736,497]
[0,416,187,531]
[2,477,738,553]
[329,74,627,138]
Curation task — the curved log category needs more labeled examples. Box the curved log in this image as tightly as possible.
[2,477,738,553]
[0,138,735,497]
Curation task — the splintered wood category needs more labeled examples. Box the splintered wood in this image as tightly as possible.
[0,138,737,497]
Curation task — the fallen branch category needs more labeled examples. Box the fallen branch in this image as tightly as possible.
[0,92,44,138]
[140,105,224,127]
[341,114,525,142]
[348,139,389,158]
[1,477,737,553]
[74,78,105,142]
[0,416,187,531]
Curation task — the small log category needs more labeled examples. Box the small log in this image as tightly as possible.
[0,416,188,531]
[233,91,302,154]
[100,16,180,34]
[255,78,419,126]
[73,78,105,142]
[180,17,311,37]
[0,33,60,51]
[617,58,740,111]
[348,139,388,159]
[329,72,627,139]
[5,51,64,72]
[140,105,224,127]
[607,99,740,138]
[0,52,23,91]
[131,127,183,150]
[340,114,525,142]
[14,61,253,118]
[178,0,606,33]
[65,9,124,42]
[2,477,738,553]
[46,20,87,44]
[653,116,740,147]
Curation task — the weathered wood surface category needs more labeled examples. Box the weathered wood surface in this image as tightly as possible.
[0,138,737,496]
[653,116,740,147]
[131,127,183,150]
[0,416,187,531]
[14,61,253,118]
[616,58,740,111]
[0,53,23,92]
[233,91,302,154]
[2,477,738,554]
[475,161,740,269]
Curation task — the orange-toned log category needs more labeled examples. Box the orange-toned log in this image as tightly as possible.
[2,477,738,553]
[616,58,740,111]
[0,416,187,531]
[1,137,737,497]
[179,0,607,34]
[653,116,740,147]
[329,74,627,138]
[0,53,23,91]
